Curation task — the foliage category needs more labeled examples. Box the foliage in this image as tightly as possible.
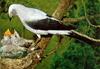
[51,43,95,69]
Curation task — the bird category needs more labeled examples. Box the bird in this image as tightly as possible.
[8,4,76,39]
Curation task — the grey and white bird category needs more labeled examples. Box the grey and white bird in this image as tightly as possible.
[8,4,76,39]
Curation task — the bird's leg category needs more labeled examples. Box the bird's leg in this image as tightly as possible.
[35,38,41,45]
[29,34,41,52]
[37,34,41,39]
[31,34,41,51]
[35,34,41,46]
[36,34,41,43]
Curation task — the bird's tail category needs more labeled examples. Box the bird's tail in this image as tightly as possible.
[64,25,76,30]
[47,30,72,35]
[67,30,100,46]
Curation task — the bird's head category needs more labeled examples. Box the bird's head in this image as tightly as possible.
[8,4,24,21]
[4,29,12,37]
[8,4,17,21]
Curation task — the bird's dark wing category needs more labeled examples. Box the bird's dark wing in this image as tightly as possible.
[26,18,76,30]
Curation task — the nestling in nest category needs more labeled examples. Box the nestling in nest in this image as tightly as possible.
[0,29,33,58]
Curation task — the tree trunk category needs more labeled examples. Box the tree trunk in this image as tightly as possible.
[52,0,73,20]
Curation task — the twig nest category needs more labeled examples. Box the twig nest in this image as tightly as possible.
[0,45,28,58]
[0,29,37,69]
[0,29,34,58]
[0,52,35,69]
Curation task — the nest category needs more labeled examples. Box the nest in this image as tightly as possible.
[0,46,42,69]
[0,52,34,69]
[0,29,41,69]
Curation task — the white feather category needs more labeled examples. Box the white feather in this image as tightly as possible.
[8,4,72,38]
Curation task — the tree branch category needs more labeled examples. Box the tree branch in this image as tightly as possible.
[62,0,100,28]
[63,14,100,23]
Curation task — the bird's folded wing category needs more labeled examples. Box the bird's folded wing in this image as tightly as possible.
[26,18,76,30]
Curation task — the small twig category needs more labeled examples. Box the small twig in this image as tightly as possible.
[62,0,100,28]
[82,0,100,28]
[63,14,100,25]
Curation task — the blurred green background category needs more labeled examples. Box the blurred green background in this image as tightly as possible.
[0,0,100,69]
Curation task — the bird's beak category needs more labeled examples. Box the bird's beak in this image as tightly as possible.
[4,29,12,37]
[8,14,12,21]
[9,17,12,21]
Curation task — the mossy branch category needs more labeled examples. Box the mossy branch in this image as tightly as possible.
[62,0,100,28]
[63,14,100,24]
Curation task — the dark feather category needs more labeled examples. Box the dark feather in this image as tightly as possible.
[26,18,76,30]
